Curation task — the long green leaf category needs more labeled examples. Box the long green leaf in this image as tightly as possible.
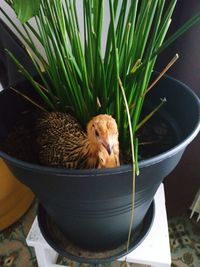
[12,0,41,23]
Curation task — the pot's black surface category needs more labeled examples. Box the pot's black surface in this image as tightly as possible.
[0,74,199,252]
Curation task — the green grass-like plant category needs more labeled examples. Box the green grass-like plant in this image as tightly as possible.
[1,0,200,159]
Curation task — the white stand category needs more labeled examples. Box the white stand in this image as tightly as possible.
[26,183,171,267]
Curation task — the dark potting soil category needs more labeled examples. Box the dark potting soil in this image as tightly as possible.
[137,114,178,161]
[0,109,179,166]
[0,110,39,164]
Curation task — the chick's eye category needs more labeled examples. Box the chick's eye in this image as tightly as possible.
[95,130,100,137]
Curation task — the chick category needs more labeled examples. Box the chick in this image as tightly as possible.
[36,112,119,169]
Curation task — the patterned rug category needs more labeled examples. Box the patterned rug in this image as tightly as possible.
[0,202,37,267]
[168,214,200,267]
[0,201,200,267]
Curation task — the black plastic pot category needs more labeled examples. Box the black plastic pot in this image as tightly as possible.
[0,74,199,258]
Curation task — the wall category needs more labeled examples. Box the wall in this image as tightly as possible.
[156,0,200,216]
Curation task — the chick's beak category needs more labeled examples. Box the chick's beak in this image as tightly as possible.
[103,143,112,155]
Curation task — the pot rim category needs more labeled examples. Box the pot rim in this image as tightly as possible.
[0,74,199,175]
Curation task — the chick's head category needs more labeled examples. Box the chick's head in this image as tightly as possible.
[87,114,119,155]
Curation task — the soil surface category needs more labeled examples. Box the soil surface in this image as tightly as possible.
[0,110,39,164]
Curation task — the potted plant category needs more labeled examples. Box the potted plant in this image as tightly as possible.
[0,0,200,263]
